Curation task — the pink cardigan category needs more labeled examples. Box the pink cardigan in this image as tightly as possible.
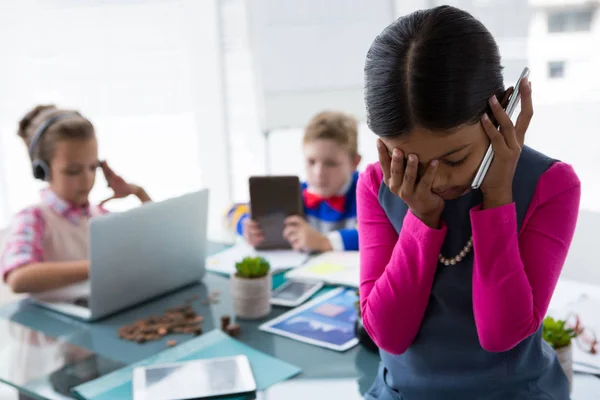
[358,162,581,355]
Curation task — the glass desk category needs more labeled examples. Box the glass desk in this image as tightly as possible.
[0,243,598,399]
[0,271,382,399]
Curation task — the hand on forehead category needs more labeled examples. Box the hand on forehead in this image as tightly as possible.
[379,124,484,164]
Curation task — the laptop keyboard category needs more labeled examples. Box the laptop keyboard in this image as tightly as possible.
[73,297,90,309]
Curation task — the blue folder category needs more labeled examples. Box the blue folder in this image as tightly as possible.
[72,329,302,400]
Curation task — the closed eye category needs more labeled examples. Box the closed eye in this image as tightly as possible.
[64,167,82,175]
[443,156,469,167]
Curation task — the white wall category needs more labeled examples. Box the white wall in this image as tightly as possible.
[529,5,600,103]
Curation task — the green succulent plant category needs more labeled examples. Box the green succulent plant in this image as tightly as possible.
[235,256,271,279]
[542,316,577,349]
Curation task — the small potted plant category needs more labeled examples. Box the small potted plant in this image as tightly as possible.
[354,290,378,352]
[542,316,577,391]
[231,256,272,319]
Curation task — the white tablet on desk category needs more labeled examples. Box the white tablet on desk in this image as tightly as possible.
[132,355,256,400]
[271,280,324,307]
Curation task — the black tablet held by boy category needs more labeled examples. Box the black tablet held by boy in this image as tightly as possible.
[249,176,304,250]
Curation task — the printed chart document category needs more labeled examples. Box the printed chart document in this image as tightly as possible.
[260,287,359,352]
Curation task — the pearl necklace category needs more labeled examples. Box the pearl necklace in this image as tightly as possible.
[438,236,473,266]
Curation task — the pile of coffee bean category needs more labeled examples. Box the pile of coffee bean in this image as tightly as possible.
[118,304,204,344]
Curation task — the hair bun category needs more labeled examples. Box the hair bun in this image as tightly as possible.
[18,105,57,141]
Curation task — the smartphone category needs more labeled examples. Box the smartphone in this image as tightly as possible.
[471,67,530,190]
[270,280,324,307]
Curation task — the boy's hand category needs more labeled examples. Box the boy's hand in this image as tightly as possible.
[283,216,332,253]
[243,219,265,247]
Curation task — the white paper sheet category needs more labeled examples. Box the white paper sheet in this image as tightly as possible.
[206,243,309,275]
[573,347,600,374]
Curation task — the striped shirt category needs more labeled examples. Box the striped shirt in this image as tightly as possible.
[1,189,107,280]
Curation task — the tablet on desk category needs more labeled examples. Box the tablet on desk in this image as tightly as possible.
[132,355,256,400]
[271,280,324,307]
[249,176,304,250]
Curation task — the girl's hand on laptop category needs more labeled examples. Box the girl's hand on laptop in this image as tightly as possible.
[100,161,149,205]
[243,219,265,247]
[283,216,332,253]
[83,260,91,278]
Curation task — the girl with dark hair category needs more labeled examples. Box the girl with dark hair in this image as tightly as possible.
[359,6,579,399]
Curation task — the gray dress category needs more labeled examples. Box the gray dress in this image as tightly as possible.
[365,146,571,400]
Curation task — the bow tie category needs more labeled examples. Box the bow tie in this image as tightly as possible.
[303,190,346,213]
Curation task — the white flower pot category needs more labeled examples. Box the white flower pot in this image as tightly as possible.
[555,344,573,393]
[230,272,272,320]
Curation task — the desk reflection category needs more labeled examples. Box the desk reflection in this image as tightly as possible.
[0,320,123,399]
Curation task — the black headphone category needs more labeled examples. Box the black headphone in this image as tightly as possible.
[29,112,78,181]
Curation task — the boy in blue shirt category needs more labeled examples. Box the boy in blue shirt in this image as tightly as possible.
[228,111,361,252]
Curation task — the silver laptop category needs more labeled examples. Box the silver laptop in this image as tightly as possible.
[32,189,209,321]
